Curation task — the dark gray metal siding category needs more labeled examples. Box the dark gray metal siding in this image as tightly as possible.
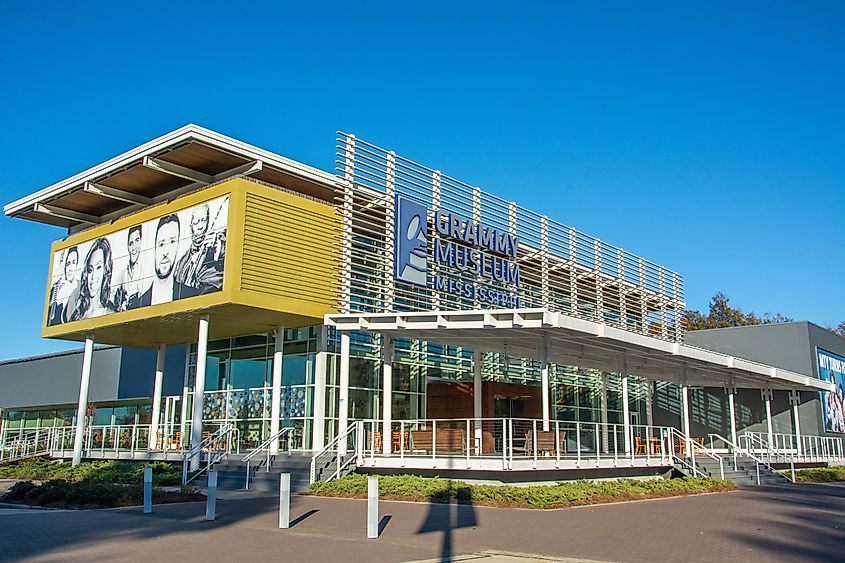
[0,347,122,409]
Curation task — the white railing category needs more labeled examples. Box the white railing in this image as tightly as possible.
[737,431,843,465]
[243,427,295,490]
[353,418,674,471]
[739,431,796,482]
[667,427,725,479]
[181,425,240,485]
[709,432,788,485]
[310,421,363,483]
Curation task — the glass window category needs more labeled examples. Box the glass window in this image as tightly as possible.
[230,357,269,389]
[204,355,228,391]
[282,354,312,386]
[349,389,376,419]
[349,357,378,389]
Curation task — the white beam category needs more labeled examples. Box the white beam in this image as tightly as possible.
[190,315,209,471]
[83,182,153,206]
[338,331,351,455]
[34,203,99,225]
[212,159,263,181]
[142,156,214,184]
[382,337,394,455]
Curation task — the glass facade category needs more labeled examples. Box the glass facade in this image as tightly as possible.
[1,325,650,450]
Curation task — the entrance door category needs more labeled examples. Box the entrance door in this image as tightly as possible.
[494,396,527,418]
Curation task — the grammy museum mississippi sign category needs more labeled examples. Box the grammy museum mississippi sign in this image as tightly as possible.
[394,195,520,308]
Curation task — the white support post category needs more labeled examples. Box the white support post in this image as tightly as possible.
[190,315,209,470]
[791,390,803,457]
[206,470,217,521]
[540,338,550,431]
[381,337,393,455]
[149,344,166,451]
[620,357,631,454]
[645,379,654,427]
[367,476,379,539]
[72,336,95,467]
[763,389,774,448]
[727,385,738,448]
[143,466,152,514]
[279,473,291,529]
[311,326,328,451]
[473,350,482,455]
[270,325,285,455]
[338,331,351,455]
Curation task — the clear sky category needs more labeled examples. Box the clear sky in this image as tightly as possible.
[0,1,842,360]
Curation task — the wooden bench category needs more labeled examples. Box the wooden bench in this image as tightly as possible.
[523,430,567,455]
[410,428,466,453]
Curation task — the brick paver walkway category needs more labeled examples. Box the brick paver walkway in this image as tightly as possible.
[0,483,843,562]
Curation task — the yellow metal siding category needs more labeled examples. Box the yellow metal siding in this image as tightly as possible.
[241,190,340,311]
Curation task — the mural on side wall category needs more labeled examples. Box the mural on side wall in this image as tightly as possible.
[818,348,845,433]
[47,195,229,326]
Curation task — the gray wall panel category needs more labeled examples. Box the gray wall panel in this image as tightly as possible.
[0,347,122,409]
[685,322,813,376]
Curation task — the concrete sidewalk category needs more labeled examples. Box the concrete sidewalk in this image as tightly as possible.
[0,483,843,562]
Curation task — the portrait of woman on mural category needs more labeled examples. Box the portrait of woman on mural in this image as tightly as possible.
[70,237,117,321]
[47,245,80,326]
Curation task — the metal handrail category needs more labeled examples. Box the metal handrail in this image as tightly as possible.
[667,428,724,479]
[181,425,239,485]
[740,431,796,483]
[310,421,362,483]
[243,427,294,490]
[709,432,784,485]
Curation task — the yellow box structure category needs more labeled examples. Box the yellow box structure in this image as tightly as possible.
[43,178,340,347]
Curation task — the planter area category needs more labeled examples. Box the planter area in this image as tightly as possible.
[308,474,736,509]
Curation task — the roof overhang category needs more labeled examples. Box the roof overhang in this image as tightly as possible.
[4,124,339,230]
[326,308,833,393]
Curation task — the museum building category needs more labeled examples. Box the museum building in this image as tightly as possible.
[1,125,842,485]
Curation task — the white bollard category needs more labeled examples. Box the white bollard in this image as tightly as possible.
[206,471,217,521]
[367,476,378,539]
[279,473,290,529]
[143,466,152,514]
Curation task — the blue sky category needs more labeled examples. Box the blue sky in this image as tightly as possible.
[0,1,843,360]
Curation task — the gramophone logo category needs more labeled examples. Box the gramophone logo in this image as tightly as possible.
[394,195,428,287]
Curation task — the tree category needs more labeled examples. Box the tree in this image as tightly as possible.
[828,321,845,338]
[684,292,793,331]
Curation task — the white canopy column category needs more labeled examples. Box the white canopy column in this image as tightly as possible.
[473,349,483,455]
[790,390,803,457]
[338,330,351,455]
[540,337,550,431]
[269,325,284,455]
[311,327,328,451]
[190,315,209,470]
[620,357,631,454]
[726,383,738,447]
[762,388,774,448]
[149,344,166,450]
[71,335,95,467]
[381,336,394,455]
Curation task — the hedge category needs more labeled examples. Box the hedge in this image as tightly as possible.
[0,459,181,486]
[309,474,735,509]
[787,466,845,483]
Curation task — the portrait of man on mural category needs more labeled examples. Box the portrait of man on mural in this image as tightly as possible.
[173,198,227,299]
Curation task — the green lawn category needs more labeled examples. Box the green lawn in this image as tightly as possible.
[309,474,735,509]
[784,466,845,483]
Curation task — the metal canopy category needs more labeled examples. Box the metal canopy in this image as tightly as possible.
[326,308,832,393]
[4,124,339,230]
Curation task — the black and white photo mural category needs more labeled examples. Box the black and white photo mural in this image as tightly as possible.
[46,195,229,326]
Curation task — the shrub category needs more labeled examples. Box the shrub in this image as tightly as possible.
[3,480,36,501]
[0,459,181,486]
[65,483,122,507]
[310,475,734,509]
[789,467,845,483]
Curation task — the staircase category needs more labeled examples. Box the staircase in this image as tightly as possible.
[196,452,314,493]
[692,455,788,486]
